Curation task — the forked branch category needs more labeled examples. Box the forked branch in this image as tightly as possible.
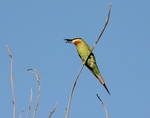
[65,4,112,118]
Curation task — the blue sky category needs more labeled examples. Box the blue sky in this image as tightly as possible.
[0,0,150,118]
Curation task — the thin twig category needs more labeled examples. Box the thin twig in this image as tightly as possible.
[48,102,58,118]
[20,109,24,118]
[93,4,112,49]
[65,65,84,118]
[27,68,41,118]
[26,88,33,118]
[65,4,112,118]
[6,45,16,118]
[96,93,109,118]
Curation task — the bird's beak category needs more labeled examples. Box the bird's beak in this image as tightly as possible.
[64,39,73,43]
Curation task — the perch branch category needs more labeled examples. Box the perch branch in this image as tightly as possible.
[27,68,41,118]
[26,88,33,118]
[6,45,16,118]
[48,102,58,118]
[96,93,109,118]
[65,4,112,118]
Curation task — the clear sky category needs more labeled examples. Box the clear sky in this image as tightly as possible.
[0,0,150,118]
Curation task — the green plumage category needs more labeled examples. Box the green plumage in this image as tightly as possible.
[75,40,101,77]
[65,38,110,95]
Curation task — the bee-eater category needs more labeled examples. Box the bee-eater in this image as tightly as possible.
[64,38,110,95]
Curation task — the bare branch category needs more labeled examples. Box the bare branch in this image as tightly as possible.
[20,109,24,118]
[65,4,112,118]
[65,65,84,118]
[48,102,58,118]
[6,45,16,118]
[26,88,33,118]
[93,4,112,49]
[27,68,41,118]
[96,93,109,118]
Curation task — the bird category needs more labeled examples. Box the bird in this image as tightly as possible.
[64,38,110,95]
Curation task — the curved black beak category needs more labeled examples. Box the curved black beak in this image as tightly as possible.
[64,39,73,43]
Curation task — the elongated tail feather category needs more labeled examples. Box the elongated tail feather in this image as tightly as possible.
[97,75,111,95]
[97,74,105,84]
[103,83,111,95]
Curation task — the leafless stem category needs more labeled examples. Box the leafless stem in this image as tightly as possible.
[65,65,84,118]
[20,109,24,118]
[26,88,33,118]
[27,68,41,118]
[96,93,109,118]
[92,4,112,50]
[65,4,112,118]
[48,102,58,118]
[6,45,16,118]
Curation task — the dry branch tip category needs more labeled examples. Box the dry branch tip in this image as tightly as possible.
[26,88,33,118]
[7,45,16,118]
[48,102,58,118]
[96,93,109,118]
[27,68,40,118]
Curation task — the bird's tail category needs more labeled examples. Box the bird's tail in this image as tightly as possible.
[97,75,111,95]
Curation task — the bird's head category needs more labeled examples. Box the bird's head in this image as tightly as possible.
[64,38,83,46]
